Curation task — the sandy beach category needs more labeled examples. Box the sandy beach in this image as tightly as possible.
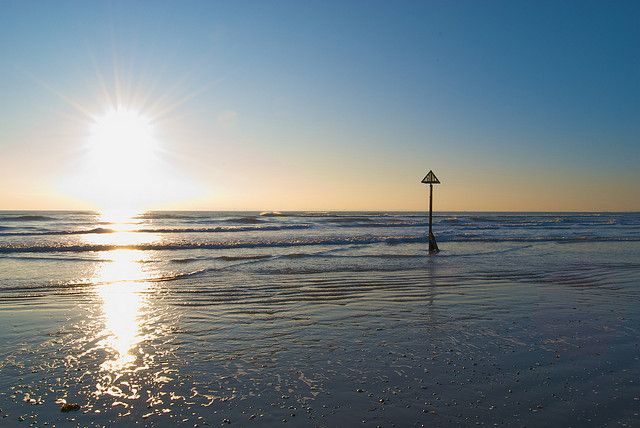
[0,211,639,426]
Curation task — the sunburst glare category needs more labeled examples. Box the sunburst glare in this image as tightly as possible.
[89,108,156,171]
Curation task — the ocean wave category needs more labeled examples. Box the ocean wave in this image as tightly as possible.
[259,211,286,217]
[325,217,376,223]
[464,215,623,228]
[442,217,461,223]
[257,212,346,218]
[333,221,425,228]
[217,216,263,224]
[0,235,426,254]
[298,212,331,217]
[218,255,273,261]
[144,224,309,233]
[169,254,274,264]
[0,215,55,222]
[0,268,211,291]
[1,233,638,255]
[0,224,310,237]
[170,247,407,264]
[135,212,197,220]
[0,227,116,236]
[0,254,110,262]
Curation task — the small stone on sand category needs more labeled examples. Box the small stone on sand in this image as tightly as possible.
[60,403,80,412]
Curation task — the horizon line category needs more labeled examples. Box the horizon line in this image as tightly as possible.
[0,209,639,214]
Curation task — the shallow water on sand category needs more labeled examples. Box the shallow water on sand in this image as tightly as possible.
[0,212,639,426]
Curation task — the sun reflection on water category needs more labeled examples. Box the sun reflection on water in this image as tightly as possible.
[96,250,148,376]
[84,211,159,248]
[74,212,178,413]
[85,209,166,403]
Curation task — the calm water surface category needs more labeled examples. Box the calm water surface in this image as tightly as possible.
[0,211,639,427]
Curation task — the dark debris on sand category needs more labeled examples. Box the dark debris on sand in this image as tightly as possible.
[60,402,81,412]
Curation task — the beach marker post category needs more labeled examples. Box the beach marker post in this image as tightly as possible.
[421,170,441,253]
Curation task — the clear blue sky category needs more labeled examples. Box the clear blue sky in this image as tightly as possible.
[1,0,638,211]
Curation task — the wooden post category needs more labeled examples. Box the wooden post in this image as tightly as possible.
[421,170,440,254]
[428,183,439,253]
[429,183,433,237]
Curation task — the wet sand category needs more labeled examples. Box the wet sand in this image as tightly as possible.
[1,257,639,426]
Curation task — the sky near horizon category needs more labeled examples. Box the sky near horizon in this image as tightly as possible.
[0,0,638,212]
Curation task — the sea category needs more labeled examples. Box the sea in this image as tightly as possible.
[0,211,639,427]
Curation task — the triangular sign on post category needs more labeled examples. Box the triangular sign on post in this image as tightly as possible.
[420,169,441,253]
[421,170,440,184]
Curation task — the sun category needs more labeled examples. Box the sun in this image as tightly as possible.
[78,107,161,214]
[89,108,156,171]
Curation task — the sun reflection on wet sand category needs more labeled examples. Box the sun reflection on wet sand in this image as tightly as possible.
[93,250,150,403]
[96,251,148,373]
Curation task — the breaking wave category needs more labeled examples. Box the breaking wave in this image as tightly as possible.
[0,224,310,236]
[1,234,639,255]
[0,215,55,222]
[0,235,426,254]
